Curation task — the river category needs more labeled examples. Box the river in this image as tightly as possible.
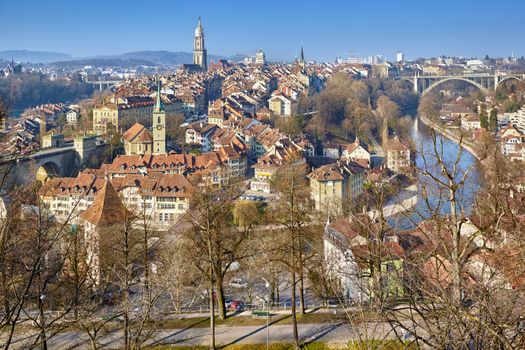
[387,116,482,230]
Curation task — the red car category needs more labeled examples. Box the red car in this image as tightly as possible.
[228,300,244,310]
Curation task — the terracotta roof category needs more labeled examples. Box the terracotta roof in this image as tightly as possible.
[122,123,149,143]
[80,179,127,226]
[308,161,366,181]
[308,163,344,181]
[351,241,405,261]
[387,136,410,151]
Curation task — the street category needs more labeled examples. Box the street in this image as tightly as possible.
[3,318,396,349]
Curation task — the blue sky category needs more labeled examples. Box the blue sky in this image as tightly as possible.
[1,0,524,62]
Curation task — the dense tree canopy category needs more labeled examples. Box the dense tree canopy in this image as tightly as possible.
[0,73,94,111]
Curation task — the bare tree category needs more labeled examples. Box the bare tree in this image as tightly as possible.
[269,161,314,349]
[180,180,255,349]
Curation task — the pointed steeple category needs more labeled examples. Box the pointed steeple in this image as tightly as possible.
[80,179,127,226]
[155,77,164,112]
[300,45,305,64]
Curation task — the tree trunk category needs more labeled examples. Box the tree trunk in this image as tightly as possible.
[123,227,130,350]
[291,270,300,349]
[90,336,98,350]
[215,274,227,320]
[449,185,462,306]
[124,290,129,350]
[38,295,48,350]
[209,280,216,350]
[299,271,306,315]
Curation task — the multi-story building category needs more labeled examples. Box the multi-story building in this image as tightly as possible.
[386,137,412,173]
[207,99,226,127]
[39,170,192,229]
[93,95,182,135]
[308,160,367,215]
[268,94,296,116]
[66,109,80,125]
[461,114,481,131]
[341,138,371,168]
[101,148,247,187]
[251,143,305,193]
[324,215,405,302]
[185,123,220,151]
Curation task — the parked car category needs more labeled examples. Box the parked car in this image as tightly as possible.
[229,278,248,288]
[227,299,244,310]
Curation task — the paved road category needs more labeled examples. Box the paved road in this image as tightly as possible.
[4,320,395,349]
[369,138,385,169]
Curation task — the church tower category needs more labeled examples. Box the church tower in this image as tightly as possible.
[152,78,166,155]
[299,45,305,70]
[193,17,207,71]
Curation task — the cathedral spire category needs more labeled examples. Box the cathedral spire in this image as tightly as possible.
[155,77,163,112]
[300,45,305,63]
[193,16,207,71]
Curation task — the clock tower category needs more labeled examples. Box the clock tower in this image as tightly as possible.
[152,78,166,155]
[193,17,207,71]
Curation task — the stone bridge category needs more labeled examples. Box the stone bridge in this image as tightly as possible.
[395,72,525,96]
[0,137,108,186]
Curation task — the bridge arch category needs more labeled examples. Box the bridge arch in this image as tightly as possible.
[421,77,488,97]
[496,76,522,89]
[396,77,414,86]
[36,161,60,183]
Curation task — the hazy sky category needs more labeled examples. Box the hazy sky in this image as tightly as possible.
[1,0,524,62]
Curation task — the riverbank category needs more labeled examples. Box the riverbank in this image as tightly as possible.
[383,184,418,218]
[419,115,482,160]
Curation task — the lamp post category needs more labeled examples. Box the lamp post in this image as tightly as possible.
[262,277,271,350]
[266,281,270,350]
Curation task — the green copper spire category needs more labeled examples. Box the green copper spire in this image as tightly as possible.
[155,77,164,112]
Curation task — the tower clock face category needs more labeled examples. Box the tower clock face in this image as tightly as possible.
[156,124,163,130]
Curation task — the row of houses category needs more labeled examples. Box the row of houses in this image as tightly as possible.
[324,205,525,302]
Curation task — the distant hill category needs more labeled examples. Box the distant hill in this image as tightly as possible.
[0,50,72,63]
[107,50,235,66]
[49,58,156,68]
[0,49,248,66]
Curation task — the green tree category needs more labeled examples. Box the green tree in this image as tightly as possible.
[489,107,498,131]
[480,105,488,129]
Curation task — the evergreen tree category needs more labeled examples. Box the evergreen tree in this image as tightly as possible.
[480,105,488,129]
[489,107,498,131]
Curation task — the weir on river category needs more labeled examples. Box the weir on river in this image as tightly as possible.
[387,116,482,230]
